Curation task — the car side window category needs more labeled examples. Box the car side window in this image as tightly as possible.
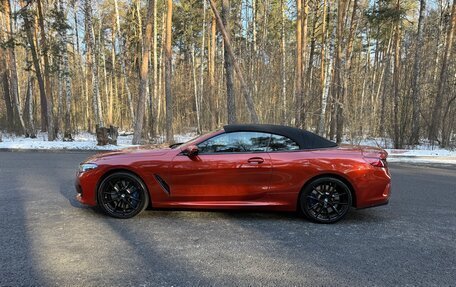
[268,134,300,151]
[197,132,271,154]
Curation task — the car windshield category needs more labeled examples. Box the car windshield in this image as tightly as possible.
[170,130,221,149]
[169,135,200,149]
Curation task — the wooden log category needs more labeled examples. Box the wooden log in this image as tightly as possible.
[96,125,119,146]
[108,125,119,145]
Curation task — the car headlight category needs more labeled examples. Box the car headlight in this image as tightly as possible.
[79,163,98,173]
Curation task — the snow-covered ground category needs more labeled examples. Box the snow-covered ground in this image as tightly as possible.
[344,137,456,165]
[1,132,454,164]
[384,148,456,165]
[0,132,195,151]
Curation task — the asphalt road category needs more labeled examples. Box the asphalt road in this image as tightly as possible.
[0,151,455,287]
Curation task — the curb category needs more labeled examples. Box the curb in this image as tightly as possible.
[387,156,456,165]
[388,155,456,160]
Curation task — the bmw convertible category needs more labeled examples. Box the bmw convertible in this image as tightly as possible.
[75,124,391,223]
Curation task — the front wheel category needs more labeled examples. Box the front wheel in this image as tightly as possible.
[98,172,149,219]
[300,177,352,223]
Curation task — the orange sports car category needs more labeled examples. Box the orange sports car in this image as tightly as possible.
[76,124,391,223]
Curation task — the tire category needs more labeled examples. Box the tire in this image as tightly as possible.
[300,177,352,224]
[97,172,149,219]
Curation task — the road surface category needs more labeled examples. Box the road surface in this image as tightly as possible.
[0,151,455,286]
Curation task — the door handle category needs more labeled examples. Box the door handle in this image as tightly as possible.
[247,157,264,164]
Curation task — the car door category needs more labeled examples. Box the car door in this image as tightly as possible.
[164,132,273,202]
[267,133,310,195]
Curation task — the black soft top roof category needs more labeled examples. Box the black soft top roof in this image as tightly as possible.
[223,124,337,149]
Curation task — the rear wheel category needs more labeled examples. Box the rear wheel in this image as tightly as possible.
[300,177,352,223]
[98,172,149,219]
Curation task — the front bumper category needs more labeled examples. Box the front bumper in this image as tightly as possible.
[75,170,101,206]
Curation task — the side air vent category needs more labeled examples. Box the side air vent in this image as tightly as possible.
[154,174,170,195]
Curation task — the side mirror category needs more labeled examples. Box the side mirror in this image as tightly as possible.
[183,145,199,157]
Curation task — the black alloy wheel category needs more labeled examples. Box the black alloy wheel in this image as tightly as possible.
[98,172,149,219]
[300,177,352,223]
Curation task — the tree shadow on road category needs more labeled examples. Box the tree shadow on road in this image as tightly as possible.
[0,159,44,285]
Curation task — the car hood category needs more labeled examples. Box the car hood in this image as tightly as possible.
[84,145,172,163]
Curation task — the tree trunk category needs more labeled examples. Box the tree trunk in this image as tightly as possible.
[378,35,393,138]
[37,0,55,140]
[304,1,318,122]
[101,30,110,121]
[109,20,115,125]
[165,0,174,142]
[73,0,86,131]
[156,14,166,135]
[133,0,154,144]
[56,62,63,136]
[338,0,357,143]
[429,0,455,144]
[220,0,236,124]
[114,0,135,123]
[85,0,103,128]
[20,0,48,132]
[198,0,206,133]
[298,0,308,127]
[85,50,91,131]
[410,0,426,145]
[74,0,80,55]
[295,0,302,127]
[392,0,402,149]
[24,76,36,138]
[0,37,14,131]
[149,0,158,138]
[209,0,259,123]
[316,0,328,135]
[281,0,287,124]
[62,19,73,140]
[343,0,358,135]
[2,0,26,135]
[442,94,456,146]
[251,0,258,103]
[209,11,217,128]
[191,42,201,134]
[252,0,257,59]
[136,0,143,54]
[334,0,348,144]
[321,22,335,139]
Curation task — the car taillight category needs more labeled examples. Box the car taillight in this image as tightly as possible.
[365,158,387,168]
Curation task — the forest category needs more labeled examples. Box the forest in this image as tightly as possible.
[0,0,455,148]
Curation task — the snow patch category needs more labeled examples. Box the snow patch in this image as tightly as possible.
[343,137,456,164]
[0,132,196,151]
[1,132,454,165]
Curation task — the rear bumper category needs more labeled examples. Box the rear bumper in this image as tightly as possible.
[353,168,391,209]
[356,198,389,210]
